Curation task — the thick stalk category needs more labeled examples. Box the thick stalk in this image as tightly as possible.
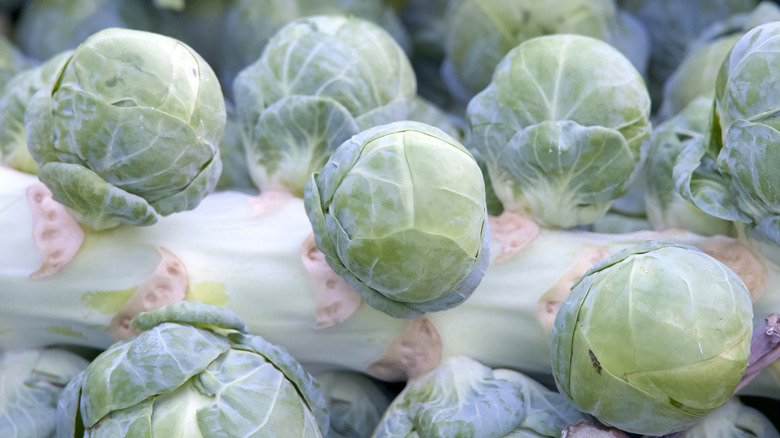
[1,166,779,398]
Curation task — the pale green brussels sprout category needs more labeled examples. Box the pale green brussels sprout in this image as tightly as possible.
[442,0,650,100]
[678,398,780,438]
[304,121,489,319]
[233,15,416,197]
[658,2,780,120]
[0,348,89,438]
[13,0,159,60]
[315,371,392,438]
[0,50,72,174]
[56,301,330,437]
[467,34,651,228]
[645,97,735,236]
[675,22,780,260]
[372,356,587,437]
[220,0,409,91]
[25,28,226,230]
[551,241,753,436]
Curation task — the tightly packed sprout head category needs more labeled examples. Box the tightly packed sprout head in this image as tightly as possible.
[551,242,753,436]
[56,301,330,437]
[233,15,416,196]
[26,28,225,230]
[304,121,489,319]
[676,22,780,250]
[467,34,651,228]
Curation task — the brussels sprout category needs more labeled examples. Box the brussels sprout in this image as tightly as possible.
[673,22,780,259]
[551,242,753,435]
[25,28,226,230]
[372,356,587,437]
[0,348,89,438]
[56,301,330,437]
[646,97,735,236]
[467,34,651,228]
[0,50,72,174]
[442,0,650,100]
[304,121,489,319]
[234,15,416,196]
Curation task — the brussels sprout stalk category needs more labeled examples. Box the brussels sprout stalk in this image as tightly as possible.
[2,166,780,401]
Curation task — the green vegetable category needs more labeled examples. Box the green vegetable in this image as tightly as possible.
[233,15,416,197]
[467,34,651,228]
[56,301,330,437]
[551,242,754,435]
[372,356,586,437]
[675,22,780,264]
[25,27,226,230]
[304,121,490,319]
[0,348,89,438]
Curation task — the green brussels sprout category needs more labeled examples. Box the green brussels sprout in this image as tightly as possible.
[233,15,416,197]
[645,97,735,236]
[442,0,650,100]
[25,28,226,230]
[0,348,89,438]
[373,356,587,437]
[551,242,753,436]
[304,121,489,319]
[673,22,780,260]
[467,34,651,228]
[0,50,72,174]
[56,301,330,437]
